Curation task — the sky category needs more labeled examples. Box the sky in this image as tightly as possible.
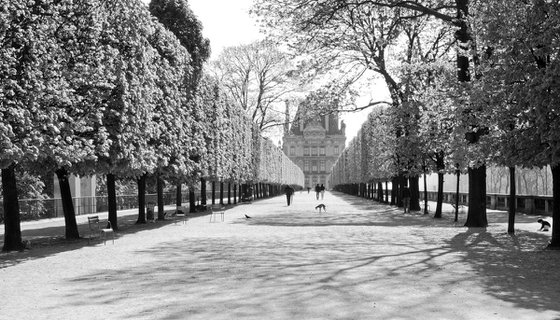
[142,0,376,145]
[187,0,262,59]
[142,0,261,59]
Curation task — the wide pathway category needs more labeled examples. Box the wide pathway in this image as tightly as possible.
[1,191,559,320]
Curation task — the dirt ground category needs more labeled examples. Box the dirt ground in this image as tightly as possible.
[1,191,559,320]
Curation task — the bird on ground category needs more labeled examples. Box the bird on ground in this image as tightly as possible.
[245,214,252,219]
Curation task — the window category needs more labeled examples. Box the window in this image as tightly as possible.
[334,145,339,155]
[311,147,318,156]
[312,160,318,172]
[290,146,296,156]
[304,147,310,156]
[304,160,310,171]
[320,160,326,172]
[319,146,325,156]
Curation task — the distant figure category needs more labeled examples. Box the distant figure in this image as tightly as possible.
[402,186,411,213]
[284,185,295,206]
[307,187,311,194]
[320,184,325,200]
[538,219,550,231]
[315,184,321,200]
[315,203,326,213]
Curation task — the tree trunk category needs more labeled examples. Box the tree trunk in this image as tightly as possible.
[455,170,460,222]
[434,172,444,219]
[220,182,224,205]
[465,165,488,227]
[55,168,80,239]
[423,171,428,214]
[2,164,24,251]
[385,181,389,203]
[390,177,397,205]
[228,182,231,204]
[233,183,237,204]
[455,0,488,228]
[508,166,516,235]
[176,183,182,209]
[409,176,421,211]
[397,175,406,207]
[136,174,147,224]
[547,165,560,248]
[156,173,165,220]
[377,182,383,202]
[211,181,216,205]
[189,187,196,213]
[107,173,118,230]
[201,178,207,206]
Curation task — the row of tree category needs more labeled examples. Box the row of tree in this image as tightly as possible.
[1,0,303,251]
[253,0,560,248]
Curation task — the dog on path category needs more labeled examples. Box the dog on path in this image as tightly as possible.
[315,204,326,213]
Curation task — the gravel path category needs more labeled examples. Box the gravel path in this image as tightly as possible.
[1,191,559,320]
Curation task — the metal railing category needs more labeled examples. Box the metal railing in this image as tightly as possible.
[420,191,552,215]
[0,189,250,223]
[358,187,552,216]
[0,192,187,223]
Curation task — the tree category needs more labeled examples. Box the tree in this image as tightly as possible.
[253,1,459,213]
[149,0,210,213]
[149,0,210,89]
[252,0,489,227]
[0,0,82,248]
[211,41,296,132]
[472,0,560,245]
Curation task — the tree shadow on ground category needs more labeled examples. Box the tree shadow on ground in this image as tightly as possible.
[445,228,560,313]
[0,209,208,269]
[49,224,560,319]
[45,237,475,319]
[312,192,545,228]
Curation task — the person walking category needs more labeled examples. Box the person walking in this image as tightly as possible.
[315,184,321,200]
[320,184,325,200]
[284,185,295,206]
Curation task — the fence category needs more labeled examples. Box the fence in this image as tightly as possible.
[353,186,553,216]
[0,192,195,223]
[420,191,553,216]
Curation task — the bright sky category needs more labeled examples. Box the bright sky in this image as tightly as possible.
[188,0,262,58]
[141,0,261,59]
[142,0,378,145]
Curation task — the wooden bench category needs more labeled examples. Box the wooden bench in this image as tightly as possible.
[88,216,115,245]
[209,205,227,222]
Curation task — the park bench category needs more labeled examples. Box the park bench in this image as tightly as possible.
[88,216,115,245]
[209,205,227,222]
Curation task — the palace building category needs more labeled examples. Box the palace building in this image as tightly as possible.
[282,106,346,190]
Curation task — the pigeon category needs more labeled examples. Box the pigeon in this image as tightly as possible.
[245,214,252,219]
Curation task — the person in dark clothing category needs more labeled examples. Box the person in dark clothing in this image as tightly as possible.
[284,185,295,206]
[402,186,411,213]
[315,184,321,200]
[320,184,325,200]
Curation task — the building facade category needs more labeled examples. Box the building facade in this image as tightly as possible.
[282,111,346,190]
